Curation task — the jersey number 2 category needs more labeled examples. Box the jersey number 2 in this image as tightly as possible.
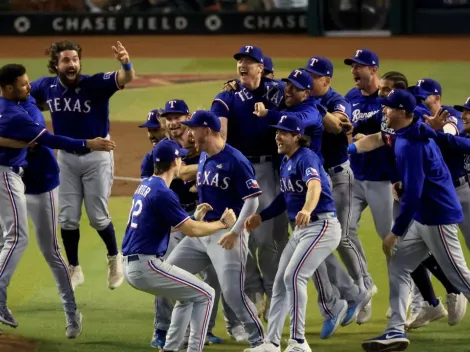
[127,199,143,229]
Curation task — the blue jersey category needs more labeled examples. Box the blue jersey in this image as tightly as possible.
[392,121,463,237]
[265,96,324,162]
[280,147,335,222]
[210,77,284,157]
[30,71,122,139]
[122,176,190,257]
[196,144,262,221]
[316,88,351,168]
[0,97,47,167]
[346,88,394,181]
[21,96,60,194]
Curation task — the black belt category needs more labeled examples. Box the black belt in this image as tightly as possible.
[246,155,273,164]
[453,174,469,188]
[65,148,92,156]
[127,254,160,262]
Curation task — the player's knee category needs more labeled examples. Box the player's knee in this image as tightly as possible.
[89,216,111,231]
[283,269,296,290]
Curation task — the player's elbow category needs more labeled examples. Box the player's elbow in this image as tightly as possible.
[178,220,199,237]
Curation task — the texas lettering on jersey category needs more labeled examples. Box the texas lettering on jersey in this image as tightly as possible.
[196,169,230,190]
[45,97,91,114]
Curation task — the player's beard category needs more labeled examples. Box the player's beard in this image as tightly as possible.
[58,68,81,87]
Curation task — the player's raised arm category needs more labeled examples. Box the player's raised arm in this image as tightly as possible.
[112,41,135,86]
[348,131,384,154]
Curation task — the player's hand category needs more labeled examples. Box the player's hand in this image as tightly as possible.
[353,133,366,141]
[194,203,213,221]
[86,138,116,151]
[112,41,130,64]
[220,207,236,228]
[253,102,268,117]
[340,115,353,134]
[244,214,262,232]
[218,231,238,250]
[221,80,239,92]
[382,232,398,259]
[392,182,403,201]
[424,108,450,131]
[295,209,311,228]
[189,185,198,193]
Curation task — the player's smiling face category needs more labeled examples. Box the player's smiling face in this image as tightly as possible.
[384,107,402,129]
[237,56,263,85]
[188,126,208,152]
[462,110,470,133]
[351,63,375,90]
[147,127,166,146]
[284,82,308,107]
[275,130,298,156]
[57,50,81,86]
[309,73,329,97]
[166,113,189,139]
[378,79,395,98]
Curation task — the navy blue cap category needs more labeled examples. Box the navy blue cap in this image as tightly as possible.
[234,45,264,63]
[344,49,379,67]
[152,139,188,164]
[377,89,416,113]
[270,115,304,135]
[282,68,313,90]
[263,56,274,73]
[454,97,470,112]
[139,109,161,128]
[304,56,333,78]
[415,78,442,96]
[160,99,190,117]
[180,110,221,132]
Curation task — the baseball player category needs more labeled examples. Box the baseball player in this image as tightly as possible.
[0,63,114,329]
[244,115,342,352]
[30,40,135,291]
[360,89,470,352]
[121,139,237,352]
[162,110,265,350]
[263,56,274,79]
[211,45,289,327]
[344,49,395,322]
[140,101,223,347]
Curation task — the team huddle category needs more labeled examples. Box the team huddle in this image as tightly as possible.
[0,41,469,352]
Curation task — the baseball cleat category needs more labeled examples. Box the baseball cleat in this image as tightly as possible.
[320,300,348,339]
[68,265,84,291]
[207,332,223,344]
[407,299,447,330]
[342,289,373,326]
[107,252,124,289]
[357,285,378,325]
[243,341,280,352]
[362,332,409,352]
[227,325,248,342]
[446,293,467,326]
[284,339,312,352]
[404,309,421,330]
[0,306,18,328]
[65,310,82,339]
[150,329,167,349]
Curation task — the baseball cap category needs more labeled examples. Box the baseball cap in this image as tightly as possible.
[234,45,264,64]
[152,139,188,164]
[270,115,304,135]
[282,68,313,90]
[139,109,161,128]
[377,89,416,113]
[304,56,333,78]
[160,99,190,117]
[414,78,442,96]
[180,110,221,132]
[263,56,274,73]
[454,97,470,112]
[344,49,379,67]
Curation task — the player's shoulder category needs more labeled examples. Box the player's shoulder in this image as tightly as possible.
[31,76,56,88]
[344,87,361,101]
[263,77,285,89]
[0,98,23,116]
[224,144,250,163]
[443,105,461,120]
[297,147,320,163]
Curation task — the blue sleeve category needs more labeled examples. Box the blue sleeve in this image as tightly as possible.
[328,96,352,118]
[434,132,470,153]
[160,191,190,228]
[211,92,232,118]
[297,154,322,184]
[259,192,286,222]
[140,152,154,179]
[87,72,122,99]
[266,110,322,128]
[5,113,48,143]
[391,142,425,236]
[36,131,87,151]
[234,157,263,200]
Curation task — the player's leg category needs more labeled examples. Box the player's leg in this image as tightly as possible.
[26,187,82,338]
[0,170,30,327]
[244,235,265,315]
[124,255,214,352]
[199,264,223,343]
[81,151,123,290]
[456,183,470,250]
[57,151,85,290]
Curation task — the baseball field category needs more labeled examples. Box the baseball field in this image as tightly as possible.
[1,35,470,352]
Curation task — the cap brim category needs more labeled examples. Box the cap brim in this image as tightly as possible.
[282,78,309,90]
[269,124,301,134]
[344,58,375,66]
[139,122,160,128]
[160,110,188,117]
[180,120,199,128]
[377,98,395,109]
[234,53,262,63]
[454,105,470,112]
[264,68,274,74]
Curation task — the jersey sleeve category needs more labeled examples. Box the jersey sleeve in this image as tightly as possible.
[87,71,122,99]
[3,113,47,143]
[328,96,352,119]
[30,77,48,102]
[297,154,322,185]
[159,191,190,228]
[211,92,232,118]
[234,157,263,200]
[140,152,154,179]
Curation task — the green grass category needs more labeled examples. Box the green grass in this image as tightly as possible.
[8,198,470,352]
